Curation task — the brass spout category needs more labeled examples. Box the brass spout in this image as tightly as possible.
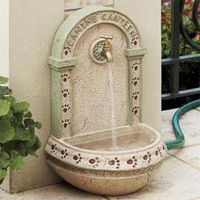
[104,51,112,62]
[100,35,113,62]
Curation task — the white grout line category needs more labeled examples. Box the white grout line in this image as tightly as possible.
[168,151,200,172]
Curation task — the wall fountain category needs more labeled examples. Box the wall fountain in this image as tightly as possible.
[45,6,167,195]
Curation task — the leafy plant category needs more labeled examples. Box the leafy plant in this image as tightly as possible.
[0,76,41,183]
[162,0,200,58]
[161,0,200,93]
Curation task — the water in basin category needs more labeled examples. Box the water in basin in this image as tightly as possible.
[65,125,158,152]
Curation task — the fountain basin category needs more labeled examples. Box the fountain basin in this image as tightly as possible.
[45,123,167,195]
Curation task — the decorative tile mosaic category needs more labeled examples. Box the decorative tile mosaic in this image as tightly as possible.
[61,71,71,136]
[46,136,167,171]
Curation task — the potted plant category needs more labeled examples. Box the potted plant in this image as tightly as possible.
[0,76,41,184]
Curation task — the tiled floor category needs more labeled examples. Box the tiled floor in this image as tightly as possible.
[1,109,200,200]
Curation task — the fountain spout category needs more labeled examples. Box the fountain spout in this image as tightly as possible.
[101,35,113,62]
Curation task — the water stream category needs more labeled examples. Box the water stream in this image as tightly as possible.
[108,63,118,150]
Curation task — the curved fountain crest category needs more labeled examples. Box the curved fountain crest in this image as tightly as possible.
[46,6,167,196]
[51,6,142,59]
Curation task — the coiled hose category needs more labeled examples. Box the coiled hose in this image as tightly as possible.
[165,99,200,150]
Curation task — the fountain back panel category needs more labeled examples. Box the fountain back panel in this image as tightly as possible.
[45,6,167,196]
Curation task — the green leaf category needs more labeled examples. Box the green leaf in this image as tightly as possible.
[34,122,42,129]
[25,136,41,155]
[3,96,15,106]
[1,141,27,157]
[0,169,7,182]
[24,118,35,127]
[10,151,24,170]
[0,111,13,123]
[0,76,8,84]
[24,111,32,118]
[13,112,24,126]
[15,142,27,157]
[0,86,12,96]
[0,120,15,143]
[14,128,31,141]
[13,102,29,113]
[0,77,42,175]
[0,152,10,168]
[0,100,10,116]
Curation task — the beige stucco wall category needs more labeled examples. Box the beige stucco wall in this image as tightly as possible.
[115,0,162,131]
[0,1,10,192]
[0,0,9,77]
[7,0,64,193]
[3,0,161,193]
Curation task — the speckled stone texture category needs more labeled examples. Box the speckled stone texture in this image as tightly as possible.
[72,23,129,135]
[47,159,150,196]
[45,123,167,195]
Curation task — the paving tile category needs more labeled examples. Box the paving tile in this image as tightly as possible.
[108,155,200,200]
[161,109,200,147]
[195,107,200,112]
[169,145,200,171]
[161,109,177,141]
[178,109,200,146]
[189,198,200,200]
[0,183,106,200]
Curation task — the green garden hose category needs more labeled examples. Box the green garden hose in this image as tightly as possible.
[165,99,200,150]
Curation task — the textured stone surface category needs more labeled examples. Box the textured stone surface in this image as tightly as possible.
[51,6,142,138]
[46,121,167,195]
[72,23,129,135]
[48,159,149,196]
[46,124,167,171]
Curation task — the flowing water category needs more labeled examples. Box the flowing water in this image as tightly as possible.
[108,63,118,150]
